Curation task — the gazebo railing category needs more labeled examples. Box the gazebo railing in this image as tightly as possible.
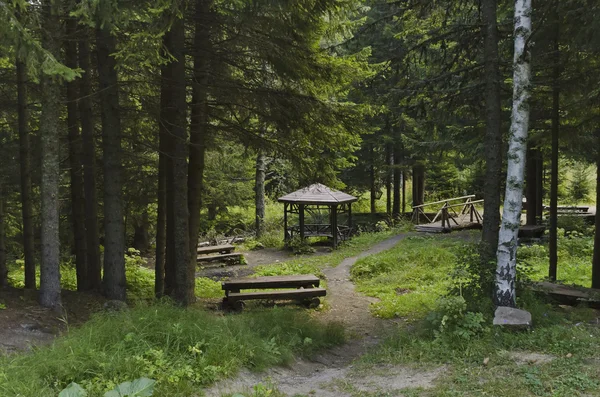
[286,223,352,241]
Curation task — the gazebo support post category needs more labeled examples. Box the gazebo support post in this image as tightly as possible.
[348,203,352,231]
[299,204,305,240]
[283,203,288,242]
[332,204,338,249]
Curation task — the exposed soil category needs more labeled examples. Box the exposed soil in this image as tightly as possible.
[0,287,105,354]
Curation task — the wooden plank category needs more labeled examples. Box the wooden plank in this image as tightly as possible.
[197,252,243,264]
[197,244,235,255]
[227,288,327,302]
[532,282,600,301]
[222,275,320,290]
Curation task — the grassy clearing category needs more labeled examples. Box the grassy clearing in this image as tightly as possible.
[253,225,412,279]
[0,304,344,397]
[359,301,600,397]
[348,223,600,397]
[351,235,468,319]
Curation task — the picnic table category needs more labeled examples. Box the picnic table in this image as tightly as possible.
[221,275,326,311]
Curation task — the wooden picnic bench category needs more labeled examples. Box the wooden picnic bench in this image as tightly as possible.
[196,243,244,266]
[221,275,326,311]
[197,252,244,265]
[197,244,235,255]
[544,206,590,214]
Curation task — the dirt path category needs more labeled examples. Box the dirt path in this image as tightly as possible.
[204,232,446,397]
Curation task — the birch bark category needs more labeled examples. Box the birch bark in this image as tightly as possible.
[495,0,532,307]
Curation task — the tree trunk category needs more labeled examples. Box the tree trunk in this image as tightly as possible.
[78,33,102,290]
[392,140,401,218]
[39,0,62,309]
[412,164,425,206]
[0,184,7,288]
[163,15,193,306]
[525,146,538,226]
[132,210,150,254]
[188,0,211,270]
[548,2,560,282]
[65,14,88,291]
[535,153,544,220]
[255,149,266,236]
[16,50,36,290]
[592,136,600,288]
[495,0,532,308]
[481,0,504,263]
[97,17,126,301]
[370,145,376,214]
[155,136,167,297]
[386,143,392,216]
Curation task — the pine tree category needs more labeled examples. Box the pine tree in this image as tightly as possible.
[39,0,63,309]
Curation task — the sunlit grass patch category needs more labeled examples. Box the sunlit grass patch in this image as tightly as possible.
[351,236,464,319]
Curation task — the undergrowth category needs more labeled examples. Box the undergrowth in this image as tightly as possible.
[6,249,223,300]
[0,304,344,397]
[351,235,464,319]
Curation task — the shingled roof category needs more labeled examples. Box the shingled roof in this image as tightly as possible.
[278,183,357,205]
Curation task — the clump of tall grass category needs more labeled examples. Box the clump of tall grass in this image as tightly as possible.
[0,303,344,397]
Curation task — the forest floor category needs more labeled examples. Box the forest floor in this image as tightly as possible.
[0,288,105,354]
[204,232,450,397]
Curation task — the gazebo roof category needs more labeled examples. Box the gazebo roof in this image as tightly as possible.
[278,183,357,205]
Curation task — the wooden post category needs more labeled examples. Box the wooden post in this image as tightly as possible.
[299,204,305,240]
[283,202,288,242]
[348,203,353,230]
[332,205,338,249]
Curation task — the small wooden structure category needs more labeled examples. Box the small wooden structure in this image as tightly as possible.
[196,243,244,266]
[531,282,600,307]
[278,183,357,248]
[221,275,326,311]
[412,195,483,233]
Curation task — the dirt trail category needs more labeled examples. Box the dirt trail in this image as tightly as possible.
[204,232,446,397]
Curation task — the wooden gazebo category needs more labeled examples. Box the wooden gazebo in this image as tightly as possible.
[278,183,357,248]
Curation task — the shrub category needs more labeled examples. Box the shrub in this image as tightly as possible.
[426,295,487,341]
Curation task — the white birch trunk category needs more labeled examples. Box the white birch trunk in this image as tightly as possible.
[495,0,532,307]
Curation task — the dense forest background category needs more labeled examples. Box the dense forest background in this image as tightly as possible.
[0,0,599,308]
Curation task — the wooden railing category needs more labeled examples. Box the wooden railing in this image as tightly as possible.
[411,195,483,228]
[286,224,351,240]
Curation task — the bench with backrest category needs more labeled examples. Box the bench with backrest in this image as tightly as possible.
[221,275,326,311]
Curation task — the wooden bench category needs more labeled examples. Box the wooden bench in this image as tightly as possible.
[222,275,326,311]
[197,244,235,255]
[197,252,244,265]
[544,206,590,214]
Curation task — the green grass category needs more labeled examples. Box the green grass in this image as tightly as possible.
[347,225,600,397]
[351,235,466,319]
[357,301,600,397]
[520,229,595,288]
[0,304,344,397]
[253,225,413,280]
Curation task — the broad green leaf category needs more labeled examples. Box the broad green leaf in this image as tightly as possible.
[58,383,87,397]
[103,378,155,397]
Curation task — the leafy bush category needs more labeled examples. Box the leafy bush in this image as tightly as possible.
[426,295,487,341]
[286,236,315,255]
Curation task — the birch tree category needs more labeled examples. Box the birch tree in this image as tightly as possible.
[495,0,532,308]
